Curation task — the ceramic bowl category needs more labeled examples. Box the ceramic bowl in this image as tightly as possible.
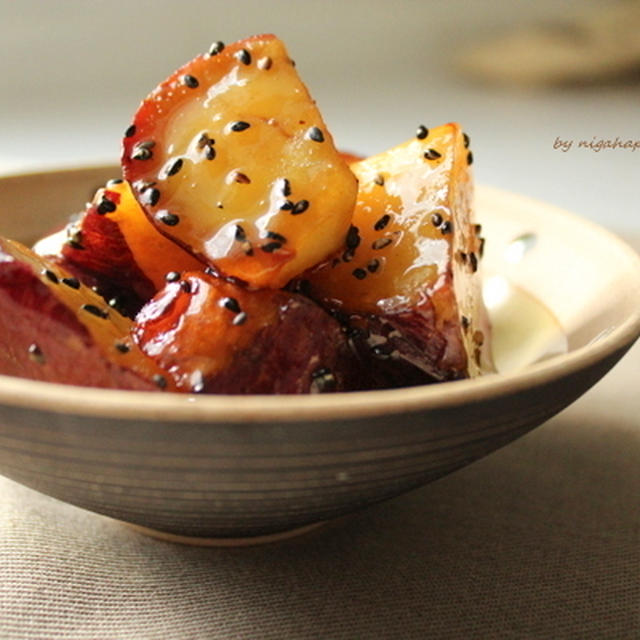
[0,166,638,541]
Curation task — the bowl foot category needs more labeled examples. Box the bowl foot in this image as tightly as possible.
[124,520,326,547]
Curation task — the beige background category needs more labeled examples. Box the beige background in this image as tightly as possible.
[1,0,638,231]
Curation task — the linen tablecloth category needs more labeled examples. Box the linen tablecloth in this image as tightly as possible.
[1,284,638,639]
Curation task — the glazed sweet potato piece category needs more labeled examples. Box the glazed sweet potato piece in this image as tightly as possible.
[0,237,175,390]
[122,34,357,289]
[34,179,202,316]
[133,271,359,393]
[303,123,492,385]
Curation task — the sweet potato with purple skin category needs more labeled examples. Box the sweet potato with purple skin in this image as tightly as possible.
[34,179,202,317]
[122,34,357,289]
[302,123,493,387]
[0,237,175,390]
[133,271,359,394]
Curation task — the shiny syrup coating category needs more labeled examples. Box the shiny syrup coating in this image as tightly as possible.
[87,180,203,290]
[0,237,175,390]
[305,123,490,379]
[122,34,357,289]
[307,124,469,313]
[133,271,358,393]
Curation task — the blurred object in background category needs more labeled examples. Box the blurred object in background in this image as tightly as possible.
[459,1,640,86]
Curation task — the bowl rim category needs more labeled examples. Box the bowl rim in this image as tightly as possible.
[0,169,638,423]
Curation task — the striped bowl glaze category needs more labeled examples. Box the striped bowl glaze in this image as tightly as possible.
[0,166,638,540]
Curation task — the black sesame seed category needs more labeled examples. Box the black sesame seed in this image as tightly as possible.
[423,148,442,160]
[209,41,225,56]
[306,126,324,143]
[43,269,58,284]
[232,311,248,326]
[479,237,486,258]
[461,316,470,331]
[280,199,294,211]
[234,172,251,184]
[230,121,250,132]
[124,124,136,138]
[346,225,361,250]
[372,237,392,250]
[367,259,380,273]
[463,132,471,148]
[182,74,199,89]
[97,197,117,215]
[114,341,130,354]
[352,268,367,280]
[469,252,478,273]
[131,143,154,161]
[266,231,287,243]
[108,296,126,312]
[467,151,474,165]
[62,277,80,289]
[431,212,443,227]
[28,343,45,364]
[457,251,468,264]
[178,280,191,293]
[292,200,309,215]
[81,304,109,319]
[106,178,124,186]
[205,146,216,160]
[234,225,246,242]
[371,343,393,359]
[235,48,251,65]
[416,124,429,140]
[257,56,272,70]
[197,132,213,148]
[165,271,181,282]
[221,297,241,313]
[475,224,482,234]
[261,241,282,253]
[374,214,391,231]
[342,249,355,263]
[156,211,180,226]
[137,180,156,193]
[144,188,160,206]
[166,158,184,177]
[281,178,292,196]
[373,174,385,186]
[440,221,452,235]
[153,374,168,389]
[310,367,336,393]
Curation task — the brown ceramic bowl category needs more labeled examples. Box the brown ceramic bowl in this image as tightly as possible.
[0,166,638,541]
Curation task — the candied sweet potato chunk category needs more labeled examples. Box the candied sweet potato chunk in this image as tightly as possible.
[122,34,357,288]
[304,123,492,384]
[133,271,358,393]
[34,179,202,316]
[0,237,175,390]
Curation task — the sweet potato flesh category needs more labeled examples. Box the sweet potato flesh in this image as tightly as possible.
[305,124,491,380]
[122,34,357,289]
